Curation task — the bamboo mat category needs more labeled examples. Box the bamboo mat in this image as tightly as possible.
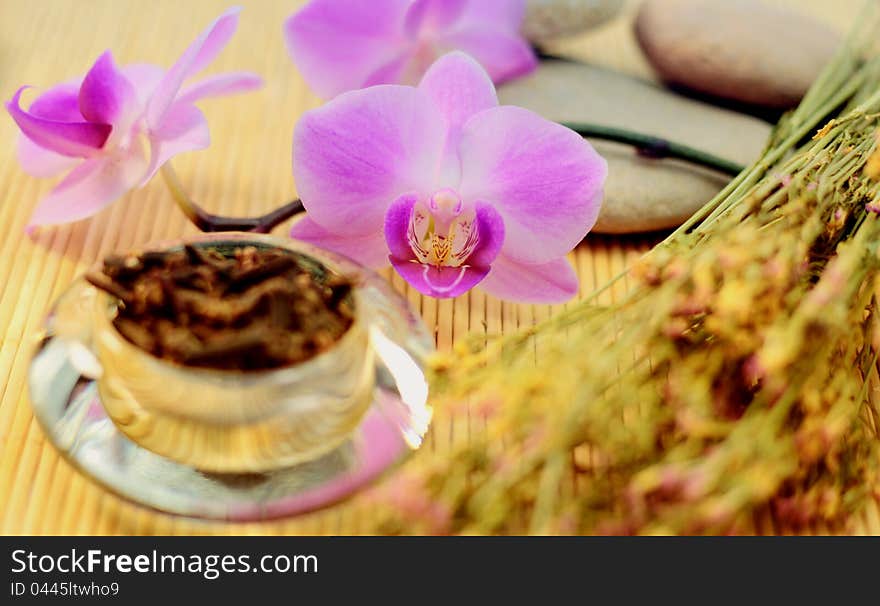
[1,0,877,535]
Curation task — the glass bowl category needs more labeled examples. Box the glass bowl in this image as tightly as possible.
[28,232,434,520]
[91,235,376,473]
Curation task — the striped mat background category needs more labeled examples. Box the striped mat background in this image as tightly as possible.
[1,0,877,534]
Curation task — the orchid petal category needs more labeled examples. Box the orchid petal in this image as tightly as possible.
[78,51,137,126]
[293,84,445,235]
[6,87,111,158]
[383,194,420,260]
[391,260,489,298]
[122,63,165,105]
[142,102,210,184]
[16,83,83,177]
[27,82,82,121]
[438,28,537,85]
[404,0,467,37]
[417,51,497,148]
[147,6,242,128]
[187,8,242,74]
[290,216,389,268]
[468,202,505,268]
[284,0,412,98]
[459,105,606,264]
[27,148,148,228]
[176,72,263,104]
[17,134,78,178]
[480,255,578,303]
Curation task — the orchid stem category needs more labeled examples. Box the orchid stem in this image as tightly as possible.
[561,122,746,177]
[160,163,305,233]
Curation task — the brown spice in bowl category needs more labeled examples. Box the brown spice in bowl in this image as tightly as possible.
[85,244,355,370]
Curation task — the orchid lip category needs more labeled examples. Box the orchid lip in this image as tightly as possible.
[408,189,479,269]
[383,191,503,299]
[417,264,471,295]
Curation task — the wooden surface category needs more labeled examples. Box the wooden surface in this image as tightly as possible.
[1,0,877,535]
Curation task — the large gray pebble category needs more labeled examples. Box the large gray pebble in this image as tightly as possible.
[635,0,840,108]
[498,60,772,233]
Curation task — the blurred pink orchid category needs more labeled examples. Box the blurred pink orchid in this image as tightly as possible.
[291,52,606,302]
[284,0,537,99]
[6,7,262,230]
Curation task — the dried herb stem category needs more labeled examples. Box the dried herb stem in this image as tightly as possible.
[364,2,880,536]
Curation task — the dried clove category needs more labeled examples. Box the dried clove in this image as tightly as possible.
[87,245,355,370]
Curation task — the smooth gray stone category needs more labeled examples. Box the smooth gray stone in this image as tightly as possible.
[498,60,772,233]
[524,0,625,42]
[635,0,839,108]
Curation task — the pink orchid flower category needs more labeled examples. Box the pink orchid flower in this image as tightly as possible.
[6,7,262,230]
[290,52,606,303]
[284,0,537,99]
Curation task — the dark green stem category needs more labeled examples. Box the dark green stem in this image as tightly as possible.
[562,122,746,177]
[161,164,305,234]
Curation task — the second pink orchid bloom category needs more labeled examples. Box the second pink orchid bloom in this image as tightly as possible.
[284,0,538,99]
[6,7,262,229]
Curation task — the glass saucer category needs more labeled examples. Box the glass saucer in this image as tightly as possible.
[27,235,433,521]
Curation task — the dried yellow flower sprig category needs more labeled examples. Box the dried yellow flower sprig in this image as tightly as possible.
[364,4,880,534]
